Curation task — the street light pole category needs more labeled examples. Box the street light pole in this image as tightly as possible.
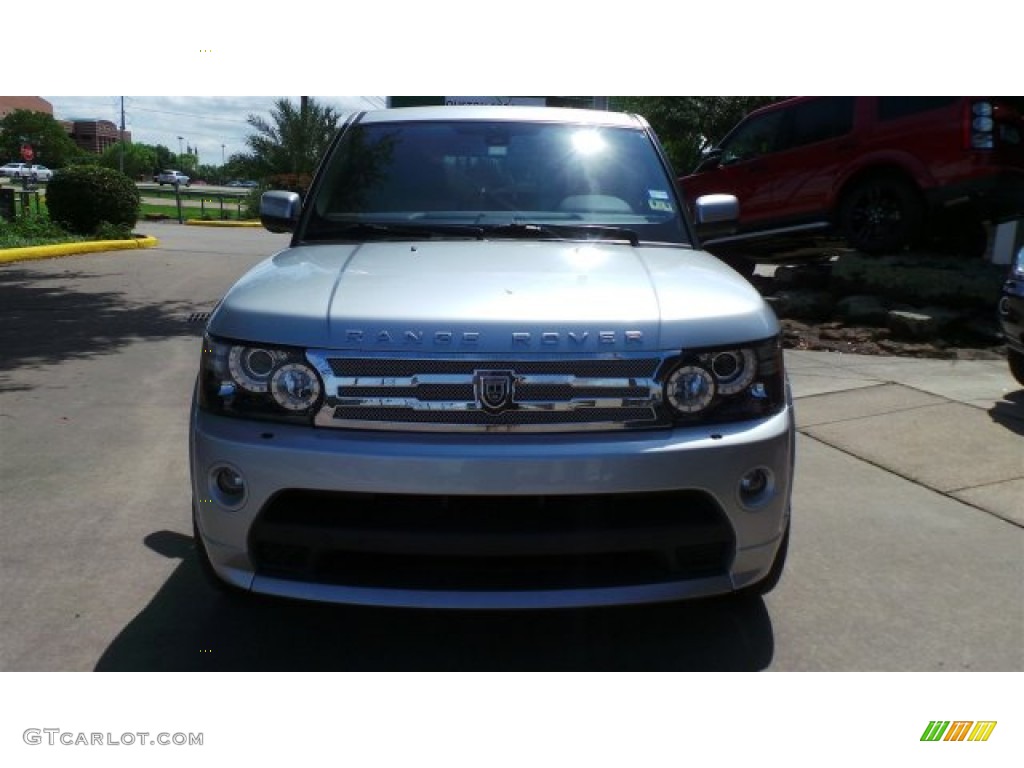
[177,136,184,165]
[221,144,225,165]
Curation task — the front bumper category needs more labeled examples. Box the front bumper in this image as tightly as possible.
[190,403,795,609]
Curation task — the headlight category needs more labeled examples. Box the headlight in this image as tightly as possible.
[666,365,716,413]
[270,363,322,411]
[662,337,785,423]
[228,346,288,392]
[1013,245,1024,278]
[198,335,323,424]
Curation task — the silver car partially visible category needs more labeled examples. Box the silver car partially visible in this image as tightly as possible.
[189,106,794,609]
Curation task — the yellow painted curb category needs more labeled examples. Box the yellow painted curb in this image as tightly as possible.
[185,220,263,228]
[0,236,159,265]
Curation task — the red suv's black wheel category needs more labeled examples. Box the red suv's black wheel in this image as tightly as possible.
[839,176,924,254]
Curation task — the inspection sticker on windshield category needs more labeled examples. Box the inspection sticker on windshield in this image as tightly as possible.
[648,190,673,212]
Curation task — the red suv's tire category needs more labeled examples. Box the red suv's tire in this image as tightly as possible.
[839,175,924,254]
[1009,349,1024,387]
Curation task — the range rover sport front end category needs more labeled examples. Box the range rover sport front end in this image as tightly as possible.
[189,106,795,609]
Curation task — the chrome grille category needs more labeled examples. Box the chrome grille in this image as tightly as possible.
[327,358,660,378]
[308,351,666,432]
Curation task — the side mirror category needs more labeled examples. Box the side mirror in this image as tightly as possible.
[693,148,722,173]
[260,190,302,233]
[693,194,739,242]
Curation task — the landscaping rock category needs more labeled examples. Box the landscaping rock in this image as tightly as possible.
[830,252,1005,308]
[749,247,1008,360]
[835,294,889,326]
[887,310,942,339]
[773,263,833,291]
[918,305,965,331]
[766,290,835,322]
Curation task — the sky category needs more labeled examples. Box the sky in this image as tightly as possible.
[42,96,387,166]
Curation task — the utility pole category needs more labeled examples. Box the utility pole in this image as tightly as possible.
[119,97,126,174]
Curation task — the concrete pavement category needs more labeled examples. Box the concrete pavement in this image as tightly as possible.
[786,350,1023,526]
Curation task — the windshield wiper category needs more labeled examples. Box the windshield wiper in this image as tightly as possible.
[482,223,640,246]
[310,222,485,240]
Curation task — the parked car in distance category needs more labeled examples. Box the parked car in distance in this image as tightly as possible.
[0,162,29,178]
[226,179,258,188]
[25,164,53,181]
[154,169,191,186]
[189,105,795,610]
[998,243,1024,385]
[0,163,54,182]
[680,97,1024,268]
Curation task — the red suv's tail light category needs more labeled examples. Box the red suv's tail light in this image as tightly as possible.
[966,100,995,149]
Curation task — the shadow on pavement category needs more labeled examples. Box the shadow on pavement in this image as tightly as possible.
[94,531,775,671]
[0,266,198,384]
[989,389,1024,437]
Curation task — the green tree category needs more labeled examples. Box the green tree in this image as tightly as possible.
[194,163,223,184]
[611,97,783,175]
[151,144,176,171]
[0,109,85,168]
[239,97,344,183]
[99,142,157,180]
[222,152,261,182]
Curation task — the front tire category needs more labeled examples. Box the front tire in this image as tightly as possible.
[839,175,924,254]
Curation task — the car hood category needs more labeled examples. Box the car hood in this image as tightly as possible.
[208,240,778,353]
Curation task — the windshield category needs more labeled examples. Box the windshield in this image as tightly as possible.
[302,119,690,245]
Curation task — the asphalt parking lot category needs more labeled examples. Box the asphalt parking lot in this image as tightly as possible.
[0,222,1021,671]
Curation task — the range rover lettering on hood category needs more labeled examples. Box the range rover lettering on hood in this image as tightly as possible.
[343,329,646,347]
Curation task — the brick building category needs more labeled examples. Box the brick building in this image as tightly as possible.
[63,118,128,153]
[0,96,54,119]
[0,96,131,154]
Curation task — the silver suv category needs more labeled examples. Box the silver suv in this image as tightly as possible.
[189,106,795,609]
[155,169,190,186]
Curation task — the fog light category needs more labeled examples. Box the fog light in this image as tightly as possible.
[739,467,774,506]
[216,467,245,496]
[210,465,247,508]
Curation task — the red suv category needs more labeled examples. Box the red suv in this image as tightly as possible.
[680,97,1024,263]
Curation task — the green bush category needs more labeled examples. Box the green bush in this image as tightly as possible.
[241,186,266,220]
[45,166,140,235]
[0,212,83,249]
[93,220,134,240]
